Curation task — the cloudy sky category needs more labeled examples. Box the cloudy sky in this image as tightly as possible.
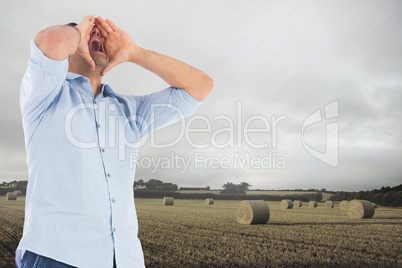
[0,1,401,191]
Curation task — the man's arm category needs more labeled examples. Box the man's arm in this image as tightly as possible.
[95,17,213,101]
[131,49,214,101]
[34,16,96,70]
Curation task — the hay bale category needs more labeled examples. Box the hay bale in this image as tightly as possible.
[308,201,317,208]
[13,190,22,196]
[162,197,174,206]
[371,203,377,209]
[6,192,17,201]
[325,200,334,208]
[293,200,302,207]
[347,200,375,219]
[340,200,350,210]
[280,199,293,209]
[205,198,214,205]
[236,200,270,225]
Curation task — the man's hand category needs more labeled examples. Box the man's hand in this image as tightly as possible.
[75,16,96,71]
[95,16,138,76]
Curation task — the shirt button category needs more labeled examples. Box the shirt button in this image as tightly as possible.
[101,149,105,152]
[107,173,111,177]
[112,198,115,203]
[97,123,101,128]
[94,101,97,104]
[113,228,116,232]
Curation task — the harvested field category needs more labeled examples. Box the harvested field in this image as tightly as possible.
[135,199,402,267]
[0,197,25,268]
[0,197,401,267]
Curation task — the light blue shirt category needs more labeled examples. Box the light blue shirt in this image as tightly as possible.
[16,40,201,268]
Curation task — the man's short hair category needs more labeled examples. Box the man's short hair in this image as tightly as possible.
[65,22,78,27]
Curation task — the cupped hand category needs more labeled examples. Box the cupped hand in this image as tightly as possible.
[75,15,96,71]
[95,16,138,76]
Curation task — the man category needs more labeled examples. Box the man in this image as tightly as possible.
[16,15,213,268]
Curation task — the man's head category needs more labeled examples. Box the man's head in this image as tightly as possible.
[67,22,109,76]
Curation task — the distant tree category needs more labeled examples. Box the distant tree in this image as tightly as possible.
[134,179,145,188]
[382,191,399,207]
[380,186,391,193]
[139,179,178,191]
[206,186,210,190]
[313,192,323,202]
[145,179,164,189]
[164,182,178,191]
[17,181,28,187]
[239,182,251,193]
[356,191,366,200]
[221,182,251,194]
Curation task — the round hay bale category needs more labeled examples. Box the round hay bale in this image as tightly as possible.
[308,201,317,208]
[347,200,375,219]
[205,198,214,205]
[280,199,293,209]
[293,200,302,207]
[236,200,270,225]
[340,200,350,210]
[371,203,377,209]
[13,190,22,196]
[325,200,334,208]
[6,192,17,201]
[162,197,174,206]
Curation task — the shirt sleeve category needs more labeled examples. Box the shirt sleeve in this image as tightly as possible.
[20,40,69,126]
[120,87,203,139]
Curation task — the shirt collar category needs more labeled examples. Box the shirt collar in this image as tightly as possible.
[66,72,82,80]
[66,72,116,98]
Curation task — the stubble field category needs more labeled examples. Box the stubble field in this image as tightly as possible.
[0,197,401,267]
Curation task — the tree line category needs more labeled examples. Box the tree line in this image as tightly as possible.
[134,179,178,191]
[330,184,402,207]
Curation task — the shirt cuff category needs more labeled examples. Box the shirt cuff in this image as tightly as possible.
[29,40,69,74]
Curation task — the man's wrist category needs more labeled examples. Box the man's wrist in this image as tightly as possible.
[129,46,145,64]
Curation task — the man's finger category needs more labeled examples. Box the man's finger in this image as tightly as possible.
[94,19,108,37]
[96,16,114,34]
[82,52,95,71]
[105,19,119,31]
[84,15,95,22]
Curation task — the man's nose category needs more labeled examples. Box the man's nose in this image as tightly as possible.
[91,27,100,37]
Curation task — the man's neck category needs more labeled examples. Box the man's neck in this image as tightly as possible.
[86,71,103,97]
[68,68,103,97]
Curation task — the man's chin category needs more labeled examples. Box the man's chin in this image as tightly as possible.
[92,55,109,69]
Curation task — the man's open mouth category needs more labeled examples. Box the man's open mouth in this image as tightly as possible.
[89,37,105,53]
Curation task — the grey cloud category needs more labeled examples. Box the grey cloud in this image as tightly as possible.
[0,1,401,191]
